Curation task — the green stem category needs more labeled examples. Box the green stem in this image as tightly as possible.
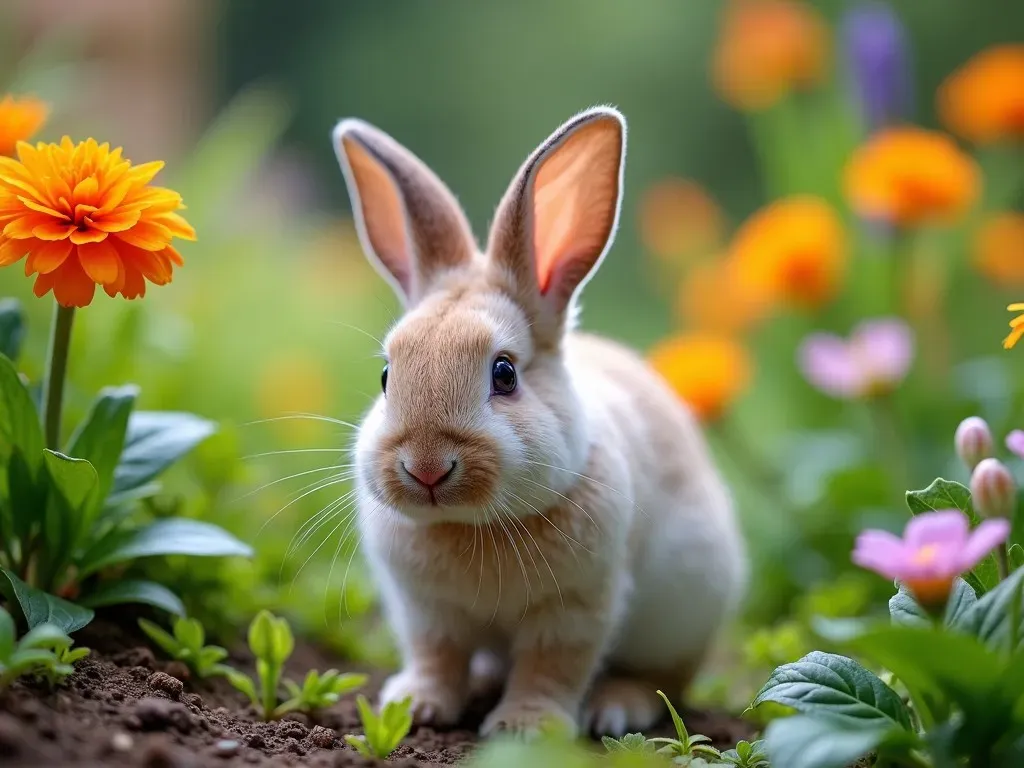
[868,394,911,503]
[997,544,1010,582]
[40,303,75,451]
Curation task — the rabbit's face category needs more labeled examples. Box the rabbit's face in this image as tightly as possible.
[355,277,587,525]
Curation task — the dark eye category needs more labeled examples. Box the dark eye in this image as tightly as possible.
[491,356,517,395]
[381,364,389,394]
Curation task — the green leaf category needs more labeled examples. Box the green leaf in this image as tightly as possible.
[77,517,252,576]
[1009,543,1024,570]
[0,569,93,633]
[0,353,45,540]
[138,618,181,657]
[43,451,98,511]
[112,411,216,495]
[0,299,25,362]
[764,715,892,768]
[0,606,15,658]
[65,385,137,517]
[18,623,72,651]
[79,579,186,616]
[749,651,912,731]
[247,610,293,665]
[889,579,977,628]
[226,668,258,704]
[955,566,1024,651]
[174,617,204,651]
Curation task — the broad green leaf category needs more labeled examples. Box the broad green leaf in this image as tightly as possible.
[889,579,977,628]
[248,610,277,662]
[1010,543,1024,570]
[138,618,180,657]
[749,651,912,731]
[175,617,204,650]
[764,715,892,768]
[65,385,137,517]
[0,299,25,362]
[955,566,1024,651]
[43,451,98,511]
[905,478,999,592]
[226,668,258,703]
[0,354,44,540]
[18,622,71,651]
[40,451,100,581]
[77,517,252,576]
[112,411,215,495]
[0,607,15,658]
[0,568,93,633]
[79,579,186,616]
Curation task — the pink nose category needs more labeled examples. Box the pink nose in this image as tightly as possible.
[403,461,456,489]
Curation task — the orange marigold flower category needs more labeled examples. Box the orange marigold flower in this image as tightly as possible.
[729,196,846,310]
[938,45,1024,144]
[843,127,980,227]
[0,137,195,307]
[649,332,752,422]
[678,258,769,334]
[1005,304,1024,350]
[712,0,829,111]
[639,178,724,261]
[973,212,1024,287]
[0,95,48,157]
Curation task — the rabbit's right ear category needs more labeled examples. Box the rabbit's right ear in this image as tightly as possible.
[333,119,475,306]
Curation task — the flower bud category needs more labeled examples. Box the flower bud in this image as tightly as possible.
[955,416,994,471]
[970,458,1017,519]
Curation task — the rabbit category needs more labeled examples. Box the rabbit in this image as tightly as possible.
[331,106,748,739]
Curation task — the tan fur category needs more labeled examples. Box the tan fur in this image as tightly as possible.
[332,108,747,738]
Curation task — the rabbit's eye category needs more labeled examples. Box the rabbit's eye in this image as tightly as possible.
[381,364,389,394]
[491,356,517,395]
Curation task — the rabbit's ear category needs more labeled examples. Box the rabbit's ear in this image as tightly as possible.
[487,107,626,330]
[334,119,475,305]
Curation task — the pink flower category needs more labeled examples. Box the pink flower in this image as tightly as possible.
[853,510,1010,605]
[798,317,914,399]
[1006,429,1024,460]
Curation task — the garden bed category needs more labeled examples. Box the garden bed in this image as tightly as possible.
[0,615,750,767]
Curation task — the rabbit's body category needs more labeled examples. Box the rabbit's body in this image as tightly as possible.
[335,108,747,738]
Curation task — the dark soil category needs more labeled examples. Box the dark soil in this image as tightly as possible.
[0,615,751,767]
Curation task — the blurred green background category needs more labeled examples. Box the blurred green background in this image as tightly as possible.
[1,0,1022,706]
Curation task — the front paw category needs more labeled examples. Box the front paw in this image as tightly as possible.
[479,697,578,740]
[379,669,466,727]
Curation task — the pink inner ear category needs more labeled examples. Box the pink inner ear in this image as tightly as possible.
[531,119,622,298]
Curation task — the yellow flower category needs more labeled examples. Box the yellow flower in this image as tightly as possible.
[729,196,846,310]
[938,45,1024,144]
[712,0,829,111]
[973,213,1024,288]
[649,332,752,421]
[639,178,724,261]
[1005,304,1024,350]
[0,137,195,307]
[843,127,980,227]
[0,95,48,157]
[677,258,768,334]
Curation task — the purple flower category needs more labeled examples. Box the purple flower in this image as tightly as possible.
[841,2,914,131]
[798,318,914,399]
[1006,430,1024,460]
[954,416,994,471]
[853,510,1010,605]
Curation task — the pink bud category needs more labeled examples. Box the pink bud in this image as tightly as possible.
[970,458,1017,519]
[955,417,994,471]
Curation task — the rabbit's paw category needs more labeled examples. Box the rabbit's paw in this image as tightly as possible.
[583,676,663,737]
[379,669,466,727]
[479,696,577,740]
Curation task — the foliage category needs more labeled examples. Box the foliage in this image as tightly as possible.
[226,610,364,719]
[343,694,413,759]
[647,690,724,762]
[0,605,88,690]
[138,616,232,679]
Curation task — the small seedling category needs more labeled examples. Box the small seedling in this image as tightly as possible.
[721,740,770,767]
[647,690,723,762]
[602,732,658,754]
[280,668,367,715]
[344,694,413,759]
[139,617,231,678]
[0,606,89,690]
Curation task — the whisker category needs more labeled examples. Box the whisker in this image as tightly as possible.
[234,463,351,503]
[519,476,602,534]
[256,473,352,538]
[505,488,592,557]
[327,320,384,347]
[485,512,502,628]
[522,458,647,518]
[243,413,359,430]
[244,447,349,460]
[502,495,564,609]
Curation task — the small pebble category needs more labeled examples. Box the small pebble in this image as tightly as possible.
[283,722,308,740]
[147,671,184,699]
[134,697,194,733]
[213,739,240,758]
[164,660,191,681]
[309,725,335,749]
[110,732,134,752]
[246,733,266,749]
[182,693,203,710]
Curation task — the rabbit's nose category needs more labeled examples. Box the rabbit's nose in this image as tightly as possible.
[403,460,456,489]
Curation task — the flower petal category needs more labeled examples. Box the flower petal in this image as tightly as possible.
[50,256,96,307]
[904,510,970,548]
[78,240,122,285]
[798,333,861,398]
[16,196,70,221]
[114,219,172,250]
[69,228,108,245]
[852,317,915,385]
[32,220,75,240]
[5,214,52,239]
[1006,430,1024,459]
[958,519,1012,571]
[25,239,72,275]
[852,529,910,579]
[152,211,196,240]
[0,237,28,265]
[91,208,142,233]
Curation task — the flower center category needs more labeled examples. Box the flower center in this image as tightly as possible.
[911,543,939,566]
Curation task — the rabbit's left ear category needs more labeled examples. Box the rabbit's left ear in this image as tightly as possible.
[487,107,626,328]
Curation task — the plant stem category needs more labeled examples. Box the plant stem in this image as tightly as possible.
[997,544,1010,581]
[867,393,911,504]
[40,303,74,451]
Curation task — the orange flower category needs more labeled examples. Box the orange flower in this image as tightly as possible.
[649,332,752,421]
[0,95,48,157]
[729,196,846,310]
[1005,304,1024,350]
[712,0,829,111]
[639,178,724,260]
[973,213,1024,287]
[678,258,769,334]
[0,137,195,307]
[843,127,980,227]
[938,45,1024,144]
